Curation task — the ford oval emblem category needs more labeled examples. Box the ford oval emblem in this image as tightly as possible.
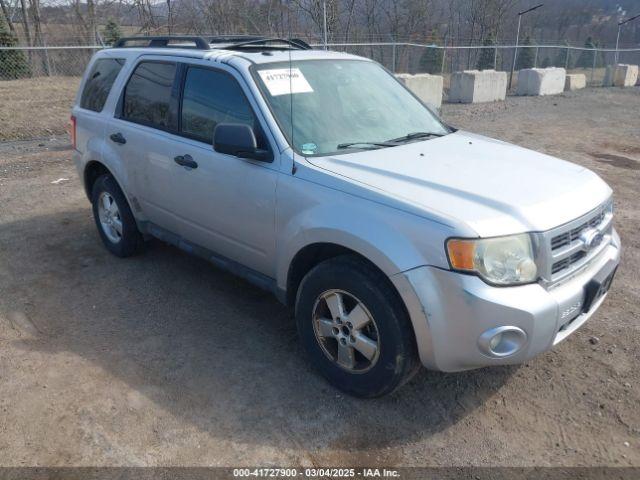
[580,228,604,252]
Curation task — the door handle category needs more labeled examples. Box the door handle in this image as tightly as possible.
[174,154,198,169]
[110,132,126,144]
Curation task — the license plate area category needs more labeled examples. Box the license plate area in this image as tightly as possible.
[582,260,617,313]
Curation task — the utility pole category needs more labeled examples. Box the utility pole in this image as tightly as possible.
[509,3,543,89]
[167,0,172,35]
[615,13,640,64]
[322,0,328,50]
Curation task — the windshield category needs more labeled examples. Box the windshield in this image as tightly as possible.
[253,59,449,156]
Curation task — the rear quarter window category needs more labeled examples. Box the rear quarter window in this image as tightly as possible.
[80,58,125,112]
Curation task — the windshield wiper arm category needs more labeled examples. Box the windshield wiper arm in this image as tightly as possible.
[337,141,398,150]
[387,131,445,144]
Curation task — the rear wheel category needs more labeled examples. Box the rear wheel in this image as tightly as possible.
[296,255,419,397]
[91,174,144,257]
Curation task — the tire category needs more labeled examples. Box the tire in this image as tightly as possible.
[295,254,419,398]
[91,174,144,257]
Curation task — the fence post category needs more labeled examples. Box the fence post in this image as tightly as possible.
[534,47,539,68]
[494,45,498,69]
[392,42,396,73]
[441,37,447,74]
[565,48,570,69]
[42,38,53,77]
[591,49,597,86]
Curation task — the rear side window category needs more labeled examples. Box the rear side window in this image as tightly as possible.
[80,58,125,112]
[123,62,177,129]
[180,67,265,147]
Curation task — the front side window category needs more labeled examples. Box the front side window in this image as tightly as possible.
[80,58,125,112]
[180,67,265,147]
[123,62,177,129]
[253,60,449,156]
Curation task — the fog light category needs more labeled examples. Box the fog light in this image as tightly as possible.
[478,326,527,358]
[489,332,503,351]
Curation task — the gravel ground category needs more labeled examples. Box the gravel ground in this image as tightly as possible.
[0,87,638,467]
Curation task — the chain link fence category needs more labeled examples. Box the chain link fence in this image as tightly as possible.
[1,42,639,143]
[320,43,640,88]
[0,46,100,142]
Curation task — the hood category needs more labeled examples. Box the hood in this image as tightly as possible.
[306,131,612,236]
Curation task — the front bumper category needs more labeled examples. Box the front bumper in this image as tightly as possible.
[391,229,621,372]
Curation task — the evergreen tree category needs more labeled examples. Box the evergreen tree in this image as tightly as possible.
[418,31,443,74]
[102,19,122,46]
[0,16,31,79]
[575,37,596,68]
[515,35,535,70]
[476,33,496,70]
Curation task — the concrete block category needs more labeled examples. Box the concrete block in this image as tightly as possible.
[516,67,566,96]
[564,73,586,91]
[395,73,443,109]
[448,70,508,103]
[603,66,614,87]
[613,64,638,87]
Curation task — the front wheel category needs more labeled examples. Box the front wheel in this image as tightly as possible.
[295,255,419,398]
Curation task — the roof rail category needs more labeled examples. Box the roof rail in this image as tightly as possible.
[111,35,313,52]
[113,36,210,50]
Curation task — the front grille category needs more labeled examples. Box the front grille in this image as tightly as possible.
[543,200,613,283]
[550,209,606,251]
[551,251,586,274]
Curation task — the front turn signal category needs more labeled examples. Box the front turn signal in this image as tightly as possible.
[446,239,476,271]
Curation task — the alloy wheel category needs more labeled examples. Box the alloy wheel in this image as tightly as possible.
[311,289,381,373]
[97,191,123,243]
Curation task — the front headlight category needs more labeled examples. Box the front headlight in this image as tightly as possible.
[446,233,538,286]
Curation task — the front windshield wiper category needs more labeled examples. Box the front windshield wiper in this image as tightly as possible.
[386,131,446,144]
[336,141,398,150]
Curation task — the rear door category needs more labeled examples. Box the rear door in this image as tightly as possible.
[106,57,185,234]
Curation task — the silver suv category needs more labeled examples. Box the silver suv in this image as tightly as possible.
[71,36,620,397]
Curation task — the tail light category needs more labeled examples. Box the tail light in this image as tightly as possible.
[69,115,77,149]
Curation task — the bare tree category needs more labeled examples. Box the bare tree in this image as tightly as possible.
[0,0,16,33]
[292,0,339,42]
[18,0,32,45]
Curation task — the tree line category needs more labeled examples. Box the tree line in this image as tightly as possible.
[1,0,638,78]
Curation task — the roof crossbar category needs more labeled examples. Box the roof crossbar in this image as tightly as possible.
[222,37,312,50]
[113,36,210,50]
[208,35,268,45]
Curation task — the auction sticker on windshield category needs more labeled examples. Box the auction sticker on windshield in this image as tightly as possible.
[258,68,313,96]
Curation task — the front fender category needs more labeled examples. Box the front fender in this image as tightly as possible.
[274,180,460,292]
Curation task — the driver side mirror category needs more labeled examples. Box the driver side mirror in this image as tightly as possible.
[213,123,271,162]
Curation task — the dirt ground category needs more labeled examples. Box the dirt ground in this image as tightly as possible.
[0,87,638,467]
